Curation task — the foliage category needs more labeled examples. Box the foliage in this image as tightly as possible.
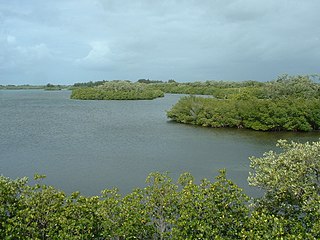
[160,74,320,132]
[141,74,320,100]
[248,140,320,237]
[172,170,249,239]
[0,171,249,239]
[73,80,110,88]
[262,74,320,99]
[166,74,320,132]
[146,80,264,97]
[44,83,62,91]
[143,172,179,239]
[167,95,320,132]
[71,81,164,100]
[70,74,320,100]
[0,176,28,238]
[137,79,165,84]
[241,209,314,239]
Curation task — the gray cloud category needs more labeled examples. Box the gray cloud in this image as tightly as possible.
[0,0,319,84]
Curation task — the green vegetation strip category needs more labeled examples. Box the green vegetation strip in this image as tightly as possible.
[71,81,164,100]
[1,140,319,239]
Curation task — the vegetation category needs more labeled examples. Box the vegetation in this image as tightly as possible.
[261,74,320,99]
[73,80,111,88]
[248,140,320,238]
[70,74,320,130]
[71,81,164,100]
[0,84,68,90]
[137,79,166,84]
[1,140,319,239]
[0,85,45,90]
[44,83,62,91]
[167,95,320,131]
[71,78,265,97]
[167,75,320,132]
[144,80,263,96]
[70,74,320,99]
[141,74,320,99]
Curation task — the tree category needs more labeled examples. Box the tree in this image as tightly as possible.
[173,170,249,239]
[0,176,28,238]
[2,174,66,239]
[168,79,176,83]
[248,140,320,237]
[263,74,320,99]
[144,172,179,240]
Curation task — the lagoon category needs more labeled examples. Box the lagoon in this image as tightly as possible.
[1,90,319,196]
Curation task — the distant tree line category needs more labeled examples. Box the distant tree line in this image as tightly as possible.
[0,83,67,90]
[44,83,62,91]
[73,80,124,88]
[147,80,265,96]
[0,85,45,90]
[1,140,319,239]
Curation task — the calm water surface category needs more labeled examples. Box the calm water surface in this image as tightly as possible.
[1,90,319,196]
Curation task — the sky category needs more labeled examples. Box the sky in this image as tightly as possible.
[0,0,319,85]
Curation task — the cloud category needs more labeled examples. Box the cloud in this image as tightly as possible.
[17,43,52,61]
[6,34,16,44]
[75,41,113,70]
[0,33,52,69]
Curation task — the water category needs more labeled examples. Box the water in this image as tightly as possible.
[1,90,319,196]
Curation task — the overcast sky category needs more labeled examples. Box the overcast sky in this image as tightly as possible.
[0,0,319,85]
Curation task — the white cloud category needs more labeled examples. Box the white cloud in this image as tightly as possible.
[0,39,53,68]
[16,43,52,61]
[6,35,16,44]
[75,41,113,70]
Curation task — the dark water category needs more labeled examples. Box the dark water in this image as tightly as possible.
[1,90,319,196]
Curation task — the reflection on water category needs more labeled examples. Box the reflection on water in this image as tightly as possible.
[1,90,319,196]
